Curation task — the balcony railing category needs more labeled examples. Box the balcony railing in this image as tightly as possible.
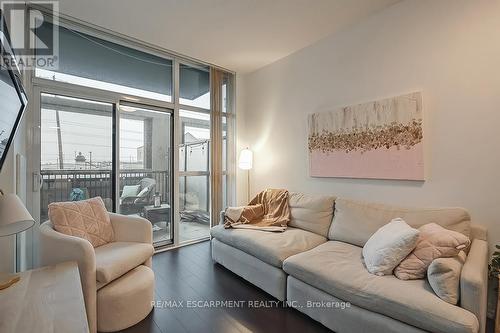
[40,169,209,226]
[40,169,170,221]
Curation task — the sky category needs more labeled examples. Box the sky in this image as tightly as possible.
[40,105,210,169]
[40,107,113,168]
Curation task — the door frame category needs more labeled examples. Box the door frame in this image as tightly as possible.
[16,8,239,271]
[29,82,179,249]
[118,101,175,248]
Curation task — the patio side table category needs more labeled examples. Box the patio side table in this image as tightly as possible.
[143,204,171,224]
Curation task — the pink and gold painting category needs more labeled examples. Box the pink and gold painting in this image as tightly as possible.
[308,92,424,180]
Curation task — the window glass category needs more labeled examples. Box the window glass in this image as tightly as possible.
[179,110,210,172]
[222,73,233,114]
[222,116,227,172]
[40,94,114,221]
[179,64,210,109]
[179,109,210,241]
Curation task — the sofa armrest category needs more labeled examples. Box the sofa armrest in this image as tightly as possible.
[219,210,225,225]
[461,239,488,333]
[39,221,97,333]
[109,213,152,244]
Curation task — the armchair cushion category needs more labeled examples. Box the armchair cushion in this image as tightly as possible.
[49,196,114,248]
[95,242,154,285]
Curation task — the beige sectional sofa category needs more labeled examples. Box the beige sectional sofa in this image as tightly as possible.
[210,193,488,333]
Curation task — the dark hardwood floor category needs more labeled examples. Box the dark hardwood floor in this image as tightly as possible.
[118,240,496,333]
[119,240,331,333]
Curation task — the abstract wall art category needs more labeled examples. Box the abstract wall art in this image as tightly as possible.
[308,92,424,180]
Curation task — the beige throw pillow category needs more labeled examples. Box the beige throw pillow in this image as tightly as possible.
[48,196,114,247]
[394,223,470,280]
[427,251,467,304]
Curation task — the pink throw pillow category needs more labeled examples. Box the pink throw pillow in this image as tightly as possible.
[394,223,470,280]
[48,196,114,247]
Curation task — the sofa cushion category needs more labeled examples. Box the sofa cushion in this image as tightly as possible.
[283,241,478,333]
[95,242,154,284]
[329,198,471,247]
[210,225,326,267]
[288,192,336,237]
[49,196,114,248]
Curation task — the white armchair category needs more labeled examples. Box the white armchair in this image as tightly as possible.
[40,213,155,333]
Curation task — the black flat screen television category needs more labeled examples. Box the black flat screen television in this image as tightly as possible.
[0,9,28,172]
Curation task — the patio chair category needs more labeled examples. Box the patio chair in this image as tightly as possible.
[119,178,156,215]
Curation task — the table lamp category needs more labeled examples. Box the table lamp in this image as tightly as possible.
[238,148,253,202]
[0,190,35,290]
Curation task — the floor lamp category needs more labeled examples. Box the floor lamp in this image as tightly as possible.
[0,190,35,289]
[238,148,253,202]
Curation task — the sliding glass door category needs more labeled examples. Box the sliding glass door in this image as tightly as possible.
[38,92,173,247]
[30,15,235,252]
[119,103,173,246]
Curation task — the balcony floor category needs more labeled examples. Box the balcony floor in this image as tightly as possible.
[179,221,210,242]
[152,220,210,245]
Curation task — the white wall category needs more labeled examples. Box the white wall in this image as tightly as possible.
[239,0,500,249]
[235,74,250,204]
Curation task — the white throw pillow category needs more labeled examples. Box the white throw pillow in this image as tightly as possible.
[362,218,420,276]
[120,185,140,199]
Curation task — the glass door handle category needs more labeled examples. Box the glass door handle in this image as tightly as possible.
[32,172,43,192]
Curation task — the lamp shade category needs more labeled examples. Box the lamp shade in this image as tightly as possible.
[238,148,253,170]
[0,194,35,237]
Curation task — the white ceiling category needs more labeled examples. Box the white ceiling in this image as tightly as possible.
[57,0,400,73]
